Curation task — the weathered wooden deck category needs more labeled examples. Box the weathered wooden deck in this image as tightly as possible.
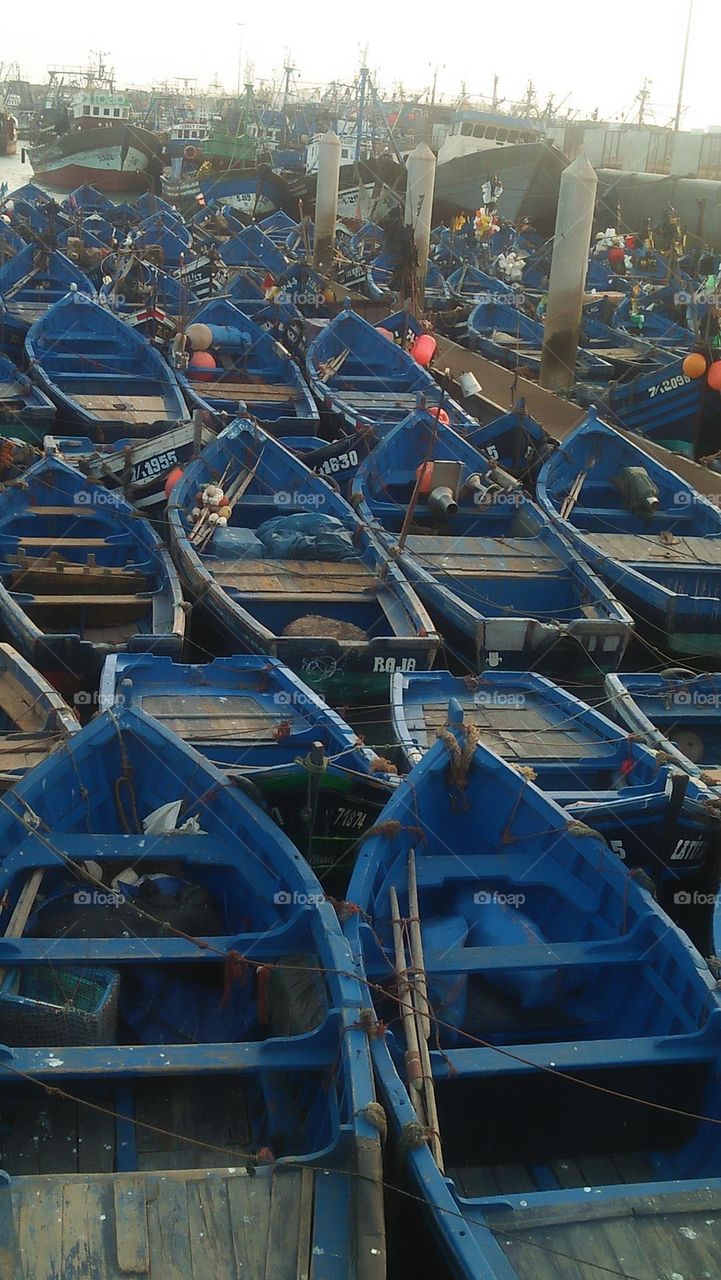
[485,1188,721,1280]
[2,1164,342,1280]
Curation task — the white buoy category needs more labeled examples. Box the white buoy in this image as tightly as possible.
[313,130,342,275]
[540,154,598,391]
[404,143,437,315]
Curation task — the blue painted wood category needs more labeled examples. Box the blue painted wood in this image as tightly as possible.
[391,668,719,889]
[0,453,185,675]
[537,410,721,659]
[351,408,633,673]
[168,418,438,698]
[345,726,721,1280]
[0,702,379,1267]
[25,290,190,439]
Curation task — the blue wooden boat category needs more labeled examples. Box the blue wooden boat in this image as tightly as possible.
[0,354,56,441]
[100,652,398,880]
[221,224,289,276]
[58,212,116,251]
[537,411,721,659]
[462,399,556,484]
[26,291,191,441]
[613,294,692,351]
[579,311,658,375]
[0,245,95,359]
[368,253,452,310]
[345,724,721,1280]
[173,297,318,421]
[189,200,245,244]
[391,669,720,891]
[61,183,116,216]
[306,306,469,434]
[132,212,193,270]
[0,640,79,787]
[467,300,614,381]
[0,702,385,1279]
[351,409,633,673]
[606,670,721,789]
[603,356,720,458]
[44,417,216,512]
[259,209,300,247]
[0,454,185,678]
[447,264,514,304]
[168,418,439,698]
[347,221,383,262]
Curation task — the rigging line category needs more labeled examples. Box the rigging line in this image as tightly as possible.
[0,1058,655,1280]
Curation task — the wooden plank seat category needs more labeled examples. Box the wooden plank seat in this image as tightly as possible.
[213,557,378,597]
[337,390,421,406]
[70,393,170,420]
[6,1164,320,1280]
[187,379,302,401]
[588,532,721,565]
[405,534,564,577]
[140,694,280,740]
[8,537,113,548]
[18,595,152,624]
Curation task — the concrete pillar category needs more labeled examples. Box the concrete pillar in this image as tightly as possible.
[405,142,437,312]
[540,154,598,391]
[313,130,341,275]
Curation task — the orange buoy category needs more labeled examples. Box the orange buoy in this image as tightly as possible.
[376,326,395,341]
[164,466,184,498]
[415,462,435,495]
[184,144,199,162]
[189,350,217,381]
[708,361,721,392]
[682,352,707,379]
[411,334,437,367]
[427,406,450,425]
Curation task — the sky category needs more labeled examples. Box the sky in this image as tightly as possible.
[4,0,717,131]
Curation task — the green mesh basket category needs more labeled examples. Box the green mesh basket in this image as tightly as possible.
[0,966,120,1046]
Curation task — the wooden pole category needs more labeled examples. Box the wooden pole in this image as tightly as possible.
[389,886,425,1103]
[540,155,597,392]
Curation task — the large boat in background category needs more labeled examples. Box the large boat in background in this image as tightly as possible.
[28,83,162,193]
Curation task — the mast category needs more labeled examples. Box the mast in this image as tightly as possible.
[673,0,694,133]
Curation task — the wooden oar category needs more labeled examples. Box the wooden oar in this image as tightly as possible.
[560,470,587,520]
[0,868,44,986]
[407,851,444,1170]
[389,886,425,1105]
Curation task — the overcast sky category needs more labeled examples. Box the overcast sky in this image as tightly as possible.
[5,0,715,130]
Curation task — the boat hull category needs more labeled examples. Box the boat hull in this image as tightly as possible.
[29,125,161,193]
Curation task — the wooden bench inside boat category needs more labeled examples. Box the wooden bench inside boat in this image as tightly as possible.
[213,558,379,600]
[8,551,149,593]
[404,534,564,577]
[139,694,281,740]
[4,1163,347,1280]
[336,390,422,408]
[418,699,599,760]
[587,532,721,565]
[17,595,152,625]
[187,379,303,402]
[69,393,171,422]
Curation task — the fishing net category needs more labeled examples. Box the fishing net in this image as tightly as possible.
[281,615,367,641]
[0,965,120,1046]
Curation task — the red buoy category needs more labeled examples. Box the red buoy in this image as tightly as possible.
[416,462,435,494]
[375,326,395,341]
[427,406,450,425]
[189,350,217,381]
[708,361,721,392]
[411,334,437,367]
[164,466,184,498]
